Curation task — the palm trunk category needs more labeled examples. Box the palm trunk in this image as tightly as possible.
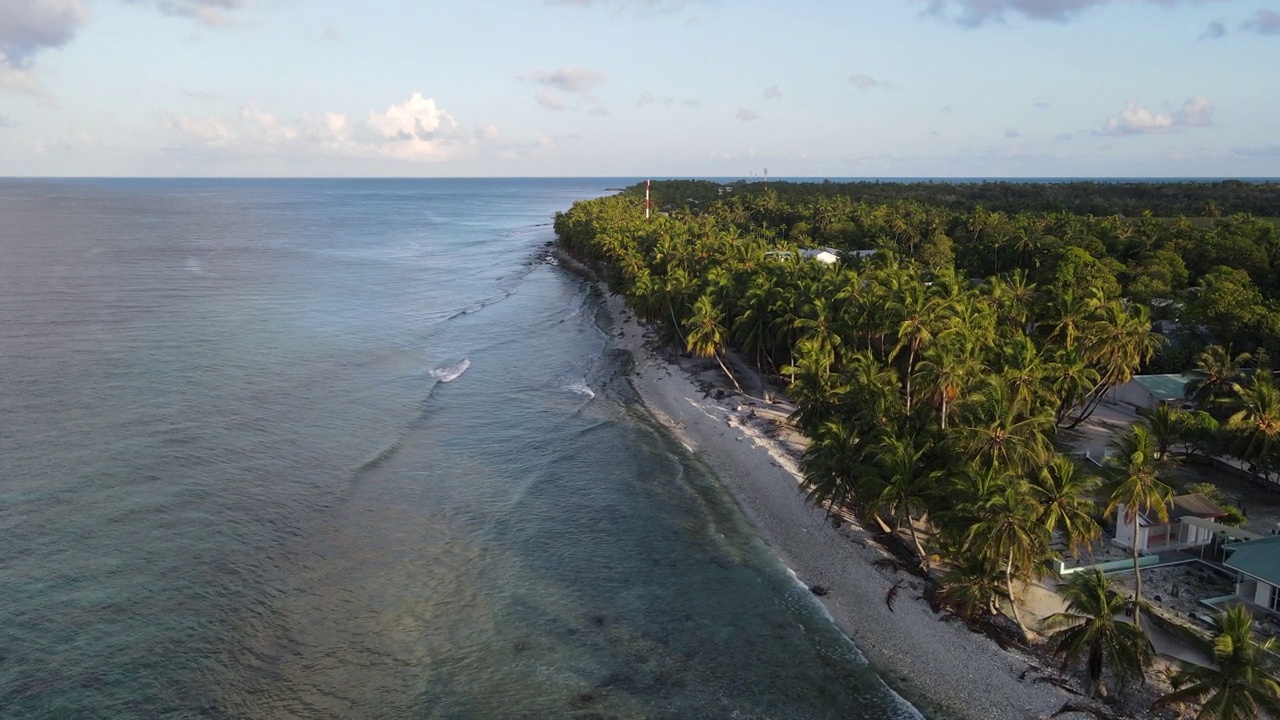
[1005,551,1030,642]
[1132,517,1143,626]
[713,351,745,395]
[907,514,930,571]
[904,341,917,413]
[1086,642,1103,699]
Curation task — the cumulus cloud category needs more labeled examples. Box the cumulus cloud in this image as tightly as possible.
[1032,101,1051,109]
[921,0,1219,26]
[848,73,889,90]
[736,108,760,121]
[0,115,16,127]
[1200,20,1227,39]
[763,85,783,100]
[1055,133,1073,141]
[2,0,252,96]
[322,25,342,41]
[1004,126,1022,138]
[1240,9,1280,35]
[160,92,484,163]
[0,0,88,94]
[1100,96,1215,135]
[939,105,954,113]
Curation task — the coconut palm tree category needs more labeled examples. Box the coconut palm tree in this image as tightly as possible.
[867,431,940,569]
[964,478,1052,641]
[1186,344,1251,409]
[1104,424,1175,626]
[684,292,744,394]
[1030,455,1102,558]
[952,376,1054,473]
[1045,568,1154,698]
[1154,606,1280,719]
[1228,374,1280,478]
[938,552,1008,622]
[1139,401,1186,459]
[800,418,873,513]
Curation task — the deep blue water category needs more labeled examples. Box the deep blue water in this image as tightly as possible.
[0,179,919,719]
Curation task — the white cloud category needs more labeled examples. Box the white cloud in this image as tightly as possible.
[522,66,607,94]
[638,91,701,108]
[154,0,250,27]
[322,25,342,41]
[521,66,608,113]
[161,93,481,163]
[1100,96,1214,135]
[736,107,759,121]
[534,88,564,111]
[922,0,1224,26]
[847,73,889,90]
[763,85,782,100]
[1240,9,1280,35]
[1032,101,1051,109]
[1004,126,1021,138]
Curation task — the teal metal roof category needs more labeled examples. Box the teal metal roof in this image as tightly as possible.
[1225,537,1280,586]
[1133,373,1194,402]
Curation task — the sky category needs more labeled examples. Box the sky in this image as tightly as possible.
[1,0,1278,177]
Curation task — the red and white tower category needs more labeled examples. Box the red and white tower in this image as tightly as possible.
[645,179,651,220]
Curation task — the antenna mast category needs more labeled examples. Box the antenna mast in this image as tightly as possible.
[645,179,651,220]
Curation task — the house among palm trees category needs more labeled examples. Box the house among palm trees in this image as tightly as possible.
[1114,493,1230,553]
[1109,373,1197,411]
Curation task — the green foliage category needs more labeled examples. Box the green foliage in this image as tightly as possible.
[1045,569,1154,698]
[1155,606,1280,719]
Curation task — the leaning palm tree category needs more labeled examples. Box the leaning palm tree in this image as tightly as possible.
[1030,455,1102,558]
[937,551,1008,622]
[1104,424,1175,626]
[684,292,745,394]
[1154,606,1280,719]
[867,431,940,569]
[964,479,1052,642]
[1044,568,1154,699]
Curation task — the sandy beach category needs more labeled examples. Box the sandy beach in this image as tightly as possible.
[560,251,1074,720]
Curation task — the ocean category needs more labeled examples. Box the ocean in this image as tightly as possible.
[0,178,918,719]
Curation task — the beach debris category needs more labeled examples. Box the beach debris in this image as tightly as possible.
[885,580,904,612]
[809,585,829,596]
[1049,701,1121,719]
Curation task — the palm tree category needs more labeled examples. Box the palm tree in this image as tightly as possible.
[938,552,1008,621]
[1044,568,1154,698]
[1139,401,1185,459]
[888,281,947,413]
[952,377,1053,472]
[1030,456,1102,558]
[964,479,1052,641]
[1154,606,1280,719]
[800,418,873,513]
[867,431,940,569]
[1104,424,1175,626]
[684,293,744,394]
[1228,374,1280,478]
[1187,344,1251,409]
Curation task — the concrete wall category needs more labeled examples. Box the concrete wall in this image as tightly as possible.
[1110,380,1157,411]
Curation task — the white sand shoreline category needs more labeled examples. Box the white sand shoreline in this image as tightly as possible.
[559,249,1072,720]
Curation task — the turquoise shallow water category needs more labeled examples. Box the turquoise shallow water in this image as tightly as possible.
[0,179,920,719]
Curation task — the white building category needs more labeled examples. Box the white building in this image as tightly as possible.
[1114,493,1228,553]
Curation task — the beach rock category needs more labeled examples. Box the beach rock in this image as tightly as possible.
[809,585,829,597]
